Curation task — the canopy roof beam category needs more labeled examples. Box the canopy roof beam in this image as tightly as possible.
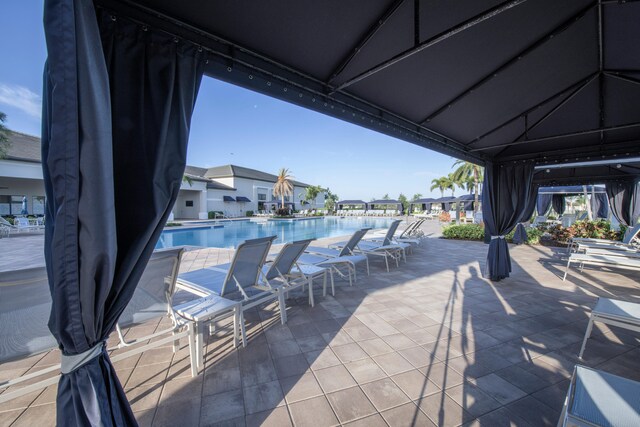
[334,0,529,91]
[470,122,640,152]
[465,73,598,146]
[327,0,406,85]
[504,73,599,147]
[604,71,640,87]
[420,1,596,124]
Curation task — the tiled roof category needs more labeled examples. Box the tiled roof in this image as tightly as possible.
[3,131,41,163]
[205,164,310,187]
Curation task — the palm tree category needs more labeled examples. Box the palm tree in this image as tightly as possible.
[445,173,457,197]
[451,160,483,212]
[430,177,449,197]
[273,168,294,209]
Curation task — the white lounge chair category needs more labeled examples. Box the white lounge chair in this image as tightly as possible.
[578,297,640,359]
[264,239,331,307]
[330,220,409,271]
[176,236,290,324]
[0,216,41,233]
[558,365,640,427]
[569,223,640,254]
[301,228,371,286]
[563,252,640,281]
[0,248,213,403]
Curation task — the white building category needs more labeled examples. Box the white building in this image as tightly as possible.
[0,131,325,220]
[0,132,45,216]
[175,164,324,219]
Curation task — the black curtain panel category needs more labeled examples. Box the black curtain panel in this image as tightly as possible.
[536,194,552,216]
[42,0,204,424]
[482,162,535,281]
[632,182,640,225]
[606,181,635,227]
[512,185,539,245]
[551,194,565,216]
[593,192,609,219]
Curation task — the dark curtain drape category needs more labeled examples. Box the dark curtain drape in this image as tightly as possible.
[43,1,204,425]
[551,194,565,216]
[607,181,640,230]
[512,185,539,245]
[606,181,635,227]
[593,193,608,219]
[536,194,552,216]
[482,162,535,280]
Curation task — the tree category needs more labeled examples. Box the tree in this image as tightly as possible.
[411,193,422,202]
[397,193,408,213]
[0,112,11,159]
[324,188,338,211]
[301,185,323,206]
[182,175,193,186]
[451,160,483,212]
[273,168,294,209]
[382,193,390,200]
[430,177,449,197]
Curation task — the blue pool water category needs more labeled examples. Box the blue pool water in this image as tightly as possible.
[156,217,396,249]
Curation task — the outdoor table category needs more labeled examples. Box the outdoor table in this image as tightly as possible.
[291,264,333,306]
[174,296,244,376]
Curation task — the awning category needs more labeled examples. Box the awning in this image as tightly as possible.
[336,200,367,208]
[236,196,251,202]
[223,196,236,202]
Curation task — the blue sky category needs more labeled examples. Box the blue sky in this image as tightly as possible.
[1,1,463,200]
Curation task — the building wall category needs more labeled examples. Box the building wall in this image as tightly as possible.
[0,178,46,215]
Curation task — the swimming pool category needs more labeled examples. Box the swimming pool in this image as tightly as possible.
[156,217,397,249]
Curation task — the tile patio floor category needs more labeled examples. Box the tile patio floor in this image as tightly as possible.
[1,222,639,426]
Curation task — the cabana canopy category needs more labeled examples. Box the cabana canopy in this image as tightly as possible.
[41,0,640,422]
[409,197,436,211]
[95,0,640,183]
[336,200,367,209]
[367,199,402,211]
[538,185,606,195]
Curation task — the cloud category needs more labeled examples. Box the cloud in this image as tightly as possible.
[0,84,42,119]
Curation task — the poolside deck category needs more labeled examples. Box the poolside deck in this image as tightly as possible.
[1,223,639,426]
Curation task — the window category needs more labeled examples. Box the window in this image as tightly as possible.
[0,195,28,215]
[258,193,267,201]
[33,196,46,215]
[185,200,194,207]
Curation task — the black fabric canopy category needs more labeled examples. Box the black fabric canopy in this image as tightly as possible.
[95,0,640,182]
[367,199,402,211]
[236,196,251,202]
[223,195,236,202]
[337,200,367,209]
[410,197,436,211]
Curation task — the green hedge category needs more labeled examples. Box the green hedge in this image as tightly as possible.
[442,223,542,245]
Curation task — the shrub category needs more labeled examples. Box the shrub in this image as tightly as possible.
[443,223,542,244]
[165,222,182,227]
[442,224,484,240]
[245,210,254,217]
[275,208,291,217]
[438,211,451,222]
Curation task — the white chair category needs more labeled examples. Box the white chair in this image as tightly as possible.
[0,248,216,403]
[558,365,640,427]
[578,297,640,359]
[563,252,640,281]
